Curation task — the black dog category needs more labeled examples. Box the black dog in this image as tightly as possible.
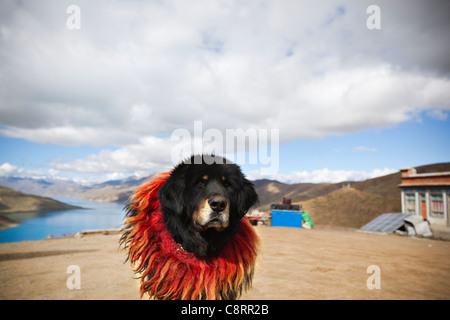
[158,154,258,257]
[121,154,260,299]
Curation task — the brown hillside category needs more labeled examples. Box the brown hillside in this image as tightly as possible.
[415,162,450,174]
[254,181,310,211]
[255,181,340,212]
[301,187,400,228]
[0,186,82,229]
[352,171,401,197]
[289,183,341,202]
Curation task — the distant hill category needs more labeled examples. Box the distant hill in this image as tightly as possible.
[0,177,87,198]
[0,186,82,229]
[0,176,149,203]
[254,180,341,212]
[301,187,397,228]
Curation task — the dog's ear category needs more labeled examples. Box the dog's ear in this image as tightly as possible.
[237,178,259,218]
[158,177,185,215]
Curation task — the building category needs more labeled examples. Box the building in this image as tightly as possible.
[399,168,450,227]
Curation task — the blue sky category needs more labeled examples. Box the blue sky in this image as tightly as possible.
[0,1,449,184]
[278,115,450,172]
[0,136,105,179]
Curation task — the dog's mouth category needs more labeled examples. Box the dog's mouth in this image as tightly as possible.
[193,198,230,232]
[194,215,229,232]
[205,217,229,231]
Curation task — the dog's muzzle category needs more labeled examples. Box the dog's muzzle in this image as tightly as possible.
[194,196,230,231]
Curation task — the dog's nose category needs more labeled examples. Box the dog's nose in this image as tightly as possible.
[208,197,227,213]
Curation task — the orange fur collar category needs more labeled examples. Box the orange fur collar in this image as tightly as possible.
[121,172,260,300]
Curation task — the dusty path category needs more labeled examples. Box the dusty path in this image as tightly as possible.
[0,226,449,300]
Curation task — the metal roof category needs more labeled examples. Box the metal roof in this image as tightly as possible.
[361,213,412,233]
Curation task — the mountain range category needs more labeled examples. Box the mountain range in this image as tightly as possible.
[1,162,449,229]
[0,176,148,203]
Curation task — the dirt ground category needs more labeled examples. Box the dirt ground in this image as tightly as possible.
[0,226,449,300]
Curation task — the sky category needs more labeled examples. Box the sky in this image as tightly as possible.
[0,0,449,184]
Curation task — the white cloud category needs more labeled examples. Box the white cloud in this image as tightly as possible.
[246,167,397,184]
[0,126,138,147]
[0,162,46,179]
[426,109,448,121]
[1,0,449,146]
[51,136,178,177]
[354,146,377,153]
[0,163,18,176]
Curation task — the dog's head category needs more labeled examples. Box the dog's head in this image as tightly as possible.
[158,155,258,255]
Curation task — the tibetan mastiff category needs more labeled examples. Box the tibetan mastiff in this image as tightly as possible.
[121,155,260,300]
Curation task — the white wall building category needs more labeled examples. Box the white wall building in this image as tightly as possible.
[399,168,450,227]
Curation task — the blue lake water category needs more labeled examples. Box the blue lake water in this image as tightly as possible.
[0,198,127,243]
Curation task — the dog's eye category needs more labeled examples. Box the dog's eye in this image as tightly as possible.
[221,175,230,188]
[197,180,205,187]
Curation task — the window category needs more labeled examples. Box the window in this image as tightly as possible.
[430,194,444,218]
[405,193,416,214]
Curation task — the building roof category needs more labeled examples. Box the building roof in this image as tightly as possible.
[361,213,411,233]
[399,168,450,188]
[399,182,450,188]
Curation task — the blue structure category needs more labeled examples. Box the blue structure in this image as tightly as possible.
[271,209,303,228]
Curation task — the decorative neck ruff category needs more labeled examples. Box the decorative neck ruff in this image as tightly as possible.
[122,172,260,300]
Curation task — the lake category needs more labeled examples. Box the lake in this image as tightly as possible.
[0,198,127,243]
